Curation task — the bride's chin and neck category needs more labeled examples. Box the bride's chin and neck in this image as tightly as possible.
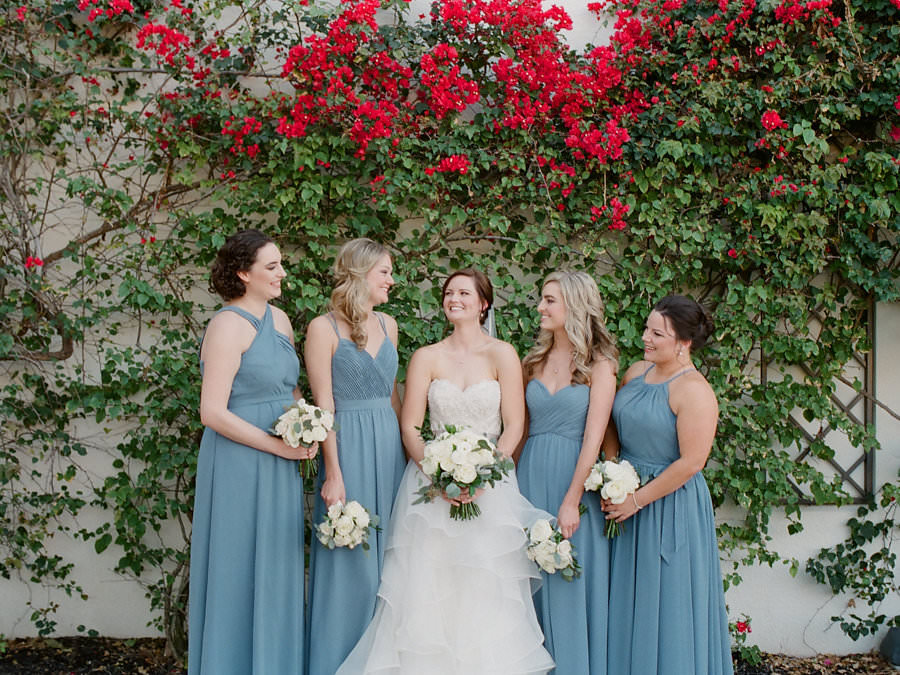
[446,316,491,347]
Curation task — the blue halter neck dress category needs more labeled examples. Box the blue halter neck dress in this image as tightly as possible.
[606,365,733,675]
[189,304,305,675]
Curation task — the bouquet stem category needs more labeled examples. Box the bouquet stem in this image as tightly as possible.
[299,457,318,479]
[450,502,481,520]
[605,519,624,539]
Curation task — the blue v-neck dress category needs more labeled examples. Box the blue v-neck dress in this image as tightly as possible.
[606,366,733,675]
[518,379,609,675]
[306,313,407,675]
[189,304,305,675]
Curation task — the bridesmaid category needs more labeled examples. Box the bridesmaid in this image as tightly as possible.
[604,295,733,674]
[189,229,313,675]
[518,270,618,675]
[305,238,407,675]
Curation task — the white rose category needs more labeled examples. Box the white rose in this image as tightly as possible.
[327,502,344,522]
[450,448,474,467]
[344,500,365,519]
[334,515,355,536]
[529,519,553,544]
[334,533,351,547]
[601,480,628,504]
[421,455,438,477]
[534,541,558,571]
[584,467,603,491]
[452,463,477,484]
[602,460,627,481]
[317,521,334,538]
[474,448,495,467]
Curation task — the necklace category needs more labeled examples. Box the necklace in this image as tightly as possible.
[550,350,574,374]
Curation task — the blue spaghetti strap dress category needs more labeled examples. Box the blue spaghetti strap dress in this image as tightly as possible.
[606,365,733,675]
[188,304,305,675]
[517,379,609,675]
[306,312,407,675]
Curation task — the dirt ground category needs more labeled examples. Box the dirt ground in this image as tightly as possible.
[0,637,895,674]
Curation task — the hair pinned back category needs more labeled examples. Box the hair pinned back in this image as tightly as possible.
[209,229,273,301]
[653,295,714,352]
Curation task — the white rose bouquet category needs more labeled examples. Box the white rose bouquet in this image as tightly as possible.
[414,425,514,521]
[272,398,335,479]
[583,458,641,538]
[525,518,581,581]
[315,500,380,550]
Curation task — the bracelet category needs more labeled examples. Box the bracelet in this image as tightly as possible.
[632,492,643,511]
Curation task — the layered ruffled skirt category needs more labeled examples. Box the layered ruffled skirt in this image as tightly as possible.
[337,461,554,674]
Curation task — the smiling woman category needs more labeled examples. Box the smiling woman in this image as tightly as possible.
[304,238,407,675]
[190,229,313,675]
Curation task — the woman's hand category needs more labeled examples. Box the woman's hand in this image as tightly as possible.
[321,473,346,507]
[441,487,484,505]
[556,500,581,539]
[270,438,319,461]
[602,494,641,523]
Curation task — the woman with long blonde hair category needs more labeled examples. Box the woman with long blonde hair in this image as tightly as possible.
[305,238,407,675]
[518,270,618,674]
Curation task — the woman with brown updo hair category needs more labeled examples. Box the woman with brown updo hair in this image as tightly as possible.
[189,229,313,675]
[604,295,733,674]
[305,238,407,675]
[338,268,553,674]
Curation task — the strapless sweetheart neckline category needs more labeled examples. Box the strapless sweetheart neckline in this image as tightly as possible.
[431,378,500,393]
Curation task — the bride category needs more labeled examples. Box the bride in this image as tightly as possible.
[337,268,554,674]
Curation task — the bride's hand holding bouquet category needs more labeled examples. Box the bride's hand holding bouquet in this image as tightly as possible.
[414,425,514,520]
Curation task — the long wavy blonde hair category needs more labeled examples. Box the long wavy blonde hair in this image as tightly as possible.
[328,238,389,350]
[522,270,618,385]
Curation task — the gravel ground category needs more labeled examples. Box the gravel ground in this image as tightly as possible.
[0,637,895,674]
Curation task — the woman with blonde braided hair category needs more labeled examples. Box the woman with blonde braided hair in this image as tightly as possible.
[305,238,407,675]
[518,269,618,674]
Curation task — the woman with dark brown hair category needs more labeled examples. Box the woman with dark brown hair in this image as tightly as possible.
[189,230,313,675]
[604,294,733,675]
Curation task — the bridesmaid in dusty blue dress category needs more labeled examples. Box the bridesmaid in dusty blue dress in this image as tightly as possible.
[189,230,314,675]
[305,238,407,675]
[518,270,618,675]
[604,295,733,675]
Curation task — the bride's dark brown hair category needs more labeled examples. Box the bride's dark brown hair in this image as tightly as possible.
[441,268,493,325]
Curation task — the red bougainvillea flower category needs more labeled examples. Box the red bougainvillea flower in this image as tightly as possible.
[895,94,900,112]
[736,620,751,633]
[424,153,471,176]
[24,256,44,269]
[727,248,738,258]
[761,109,786,130]
[891,126,900,142]
[16,5,27,20]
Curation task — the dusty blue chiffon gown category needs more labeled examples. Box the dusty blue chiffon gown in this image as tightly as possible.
[607,365,733,675]
[306,312,407,675]
[518,379,609,675]
[188,304,305,675]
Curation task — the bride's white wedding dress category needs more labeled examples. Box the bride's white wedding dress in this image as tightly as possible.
[336,379,554,674]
